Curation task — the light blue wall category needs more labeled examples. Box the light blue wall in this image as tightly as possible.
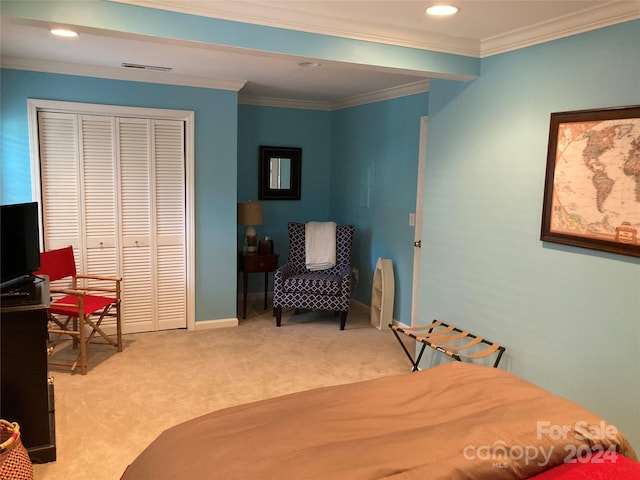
[422,21,640,449]
[331,93,428,322]
[0,69,239,323]
[237,96,427,320]
[237,104,332,292]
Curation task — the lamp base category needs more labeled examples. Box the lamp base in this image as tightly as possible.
[245,225,257,253]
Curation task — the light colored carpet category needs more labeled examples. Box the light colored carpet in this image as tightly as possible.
[31,301,413,480]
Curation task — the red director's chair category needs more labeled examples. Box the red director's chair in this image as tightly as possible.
[35,246,122,375]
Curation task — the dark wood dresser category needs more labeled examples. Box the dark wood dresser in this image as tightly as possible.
[1,276,56,463]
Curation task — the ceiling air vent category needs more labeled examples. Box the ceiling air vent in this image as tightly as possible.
[121,63,172,72]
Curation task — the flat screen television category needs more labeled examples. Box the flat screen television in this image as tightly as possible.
[1,201,41,289]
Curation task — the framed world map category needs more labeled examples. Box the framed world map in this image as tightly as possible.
[541,105,640,258]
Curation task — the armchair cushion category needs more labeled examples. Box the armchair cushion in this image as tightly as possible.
[283,273,342,296]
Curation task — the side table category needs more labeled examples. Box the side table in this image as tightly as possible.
[238,252,279,319]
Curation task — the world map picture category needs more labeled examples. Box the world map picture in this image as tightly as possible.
[541,106,640,257]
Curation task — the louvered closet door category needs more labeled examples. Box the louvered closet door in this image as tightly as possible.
[81,115,119,285]
[118,118,154,332]
[38,111,186,334]
[153,120,186,330]
[118,118,186,333]
[38,112,83,255]
[38,112,118,268]
[39,114,119,329]
[80,115,120,334]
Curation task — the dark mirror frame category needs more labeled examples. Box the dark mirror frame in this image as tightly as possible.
[259,146,302,200]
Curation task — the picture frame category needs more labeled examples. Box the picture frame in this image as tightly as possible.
[258,146,302,200]
[540,105,640,258]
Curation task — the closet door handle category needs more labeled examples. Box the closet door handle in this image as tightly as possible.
[414,240,422,248]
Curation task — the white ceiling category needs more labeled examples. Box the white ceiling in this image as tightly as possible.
[1,1,639,108]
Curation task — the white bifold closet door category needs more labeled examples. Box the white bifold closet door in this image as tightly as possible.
[38,112,186,334]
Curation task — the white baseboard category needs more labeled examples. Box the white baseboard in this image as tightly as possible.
[391,319,411,329]
[192,318,239,331]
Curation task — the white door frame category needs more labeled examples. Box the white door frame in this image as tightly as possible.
[27,99,196,331]
[410,116,427,327]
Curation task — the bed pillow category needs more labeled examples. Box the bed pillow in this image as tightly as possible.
[530,452,640,479]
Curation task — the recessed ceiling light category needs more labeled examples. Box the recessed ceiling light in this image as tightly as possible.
[425,5,459,16]
[50,28,78,38]
[298,61,321,68]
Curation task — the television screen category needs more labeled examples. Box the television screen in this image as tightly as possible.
[1,202,41,288]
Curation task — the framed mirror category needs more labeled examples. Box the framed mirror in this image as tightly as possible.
[259,146,302,200]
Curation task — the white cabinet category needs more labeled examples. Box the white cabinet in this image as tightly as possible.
[370,258,394,330]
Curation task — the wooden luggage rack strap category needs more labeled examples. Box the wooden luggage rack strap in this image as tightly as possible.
[389,320,506,371]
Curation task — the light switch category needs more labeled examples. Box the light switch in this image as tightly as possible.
[409,213,415,226]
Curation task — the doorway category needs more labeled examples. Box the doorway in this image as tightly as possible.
[411,116,427,327]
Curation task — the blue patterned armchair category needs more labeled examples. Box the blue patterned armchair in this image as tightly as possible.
[273,222,355,329]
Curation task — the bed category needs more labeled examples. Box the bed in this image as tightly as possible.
[121,362,638,479]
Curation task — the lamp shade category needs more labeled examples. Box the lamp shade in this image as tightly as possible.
[237,202,263,226]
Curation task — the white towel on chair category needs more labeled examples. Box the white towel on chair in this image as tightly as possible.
[305,221,337,271]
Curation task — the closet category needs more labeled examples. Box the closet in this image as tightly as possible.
[36,109,187,334]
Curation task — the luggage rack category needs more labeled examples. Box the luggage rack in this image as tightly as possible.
[389,320,505,371]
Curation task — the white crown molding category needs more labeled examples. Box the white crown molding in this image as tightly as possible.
[239,79,430,111]
[238,95,333,111]
[114,0,638,59]
[0,56,247,91]
[481,1,640,57]
[112,0,480,57]
[331,79,431,111]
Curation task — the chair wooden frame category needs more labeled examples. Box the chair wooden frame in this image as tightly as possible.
[36,246,122,375]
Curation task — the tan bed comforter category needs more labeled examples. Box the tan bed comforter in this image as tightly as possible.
[122,362,637,480]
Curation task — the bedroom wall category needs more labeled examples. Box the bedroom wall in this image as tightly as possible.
[421,20,640,449]
[331,93,428,323]
[0,68,240,325]
[237,104,332,292]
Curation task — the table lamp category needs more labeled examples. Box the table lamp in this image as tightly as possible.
[237,201,263,253]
